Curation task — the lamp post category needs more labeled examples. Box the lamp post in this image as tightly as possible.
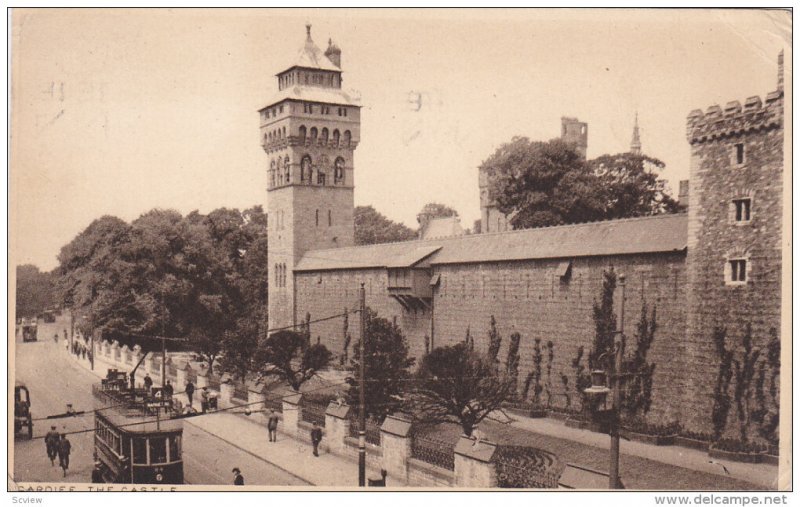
[583,273,626,490]
[358,283,366,487]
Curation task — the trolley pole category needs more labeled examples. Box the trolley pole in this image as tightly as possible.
[358,283,366,487]
[609,274,626,489]
[161,288,167,388]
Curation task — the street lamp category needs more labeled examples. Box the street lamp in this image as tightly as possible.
[583,273,626,489]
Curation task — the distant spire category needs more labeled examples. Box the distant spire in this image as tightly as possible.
[630,112,642,155]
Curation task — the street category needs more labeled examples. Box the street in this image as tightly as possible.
[12,318,308,486]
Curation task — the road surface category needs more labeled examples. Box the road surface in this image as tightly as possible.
[12,318,308,486]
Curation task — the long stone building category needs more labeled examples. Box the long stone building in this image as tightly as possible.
[260,27,784,437]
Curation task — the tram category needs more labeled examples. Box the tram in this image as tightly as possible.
[92,371,184,484]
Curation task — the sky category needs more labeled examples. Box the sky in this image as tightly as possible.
[10,8,790,271]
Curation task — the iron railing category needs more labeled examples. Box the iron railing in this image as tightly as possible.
[207,375,221,391]
[300,399,327,427]
[410,433,455,471]
[348,416,382,446]
[264,394,283,413]
[233,382,249,401]
[494,445,564,488]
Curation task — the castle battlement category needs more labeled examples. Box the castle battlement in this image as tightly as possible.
[687,51,784,144]
[686,89,783,144]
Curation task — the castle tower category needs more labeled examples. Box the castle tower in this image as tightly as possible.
[630,112,642,155]
[682,53,784,435]
[560,116,588,160]
[261,25,361,332]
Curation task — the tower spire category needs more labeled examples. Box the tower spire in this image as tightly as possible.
[630,112,642,155]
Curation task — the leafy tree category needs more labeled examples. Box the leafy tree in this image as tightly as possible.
[711,327,734,440]
[16,264,56,318]
[482,138,679,230]
[590,153,682,219]
[346,308,415,421]
[732,324,761,443]
[483,137,606,229]
[219,317,260,382]
[255,330,332,391]
[409,342,513,436]
[590,269,617,371]
[354,205,416,246]
[487,315,502,363]
[620,302,658,421]
[506,332,521,399]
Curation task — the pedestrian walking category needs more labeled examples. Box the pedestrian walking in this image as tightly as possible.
[143,374,153,393]
[129,371,136,390]
[267,410,279,442]
[45,426,60,466]
[164,380,174,399]
[232,468,244,485]
[310,422,323,457]
[91,462,104,483]
[185,380,195,408]
[200,387,209,413]
[57,434,71,477]
[53,333,59,344]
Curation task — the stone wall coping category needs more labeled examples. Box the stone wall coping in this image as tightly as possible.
[283,389,303,405]
[325,401,351,419]
[344,436,383,455]
[380,413,413,437]
[453,436,498,463]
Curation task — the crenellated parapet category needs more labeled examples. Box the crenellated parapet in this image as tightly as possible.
[686,90,783,144]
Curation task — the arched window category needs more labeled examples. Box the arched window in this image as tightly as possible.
[270,160,276,187]
[334,157,345,184]
[284,156,291,184]
[321,128,329,145]
[315,209,319,227]
[343,130,351,146]
[310,127,318,142]
[263,133,268,146]
[328,210,332,227]
[301,155,313,183]
[299,125,307,143]
[282,126,286,138]
[332,129,340,146]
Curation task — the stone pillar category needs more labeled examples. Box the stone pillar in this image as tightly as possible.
[380,414,413,481]
[281,390,302,437]
[175,363,188,389]
[324,402,351,456]
[247,383,268,425]
[453,436,499,488]
[219,380,235,409]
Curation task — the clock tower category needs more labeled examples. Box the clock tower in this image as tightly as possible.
[261,25,361,332]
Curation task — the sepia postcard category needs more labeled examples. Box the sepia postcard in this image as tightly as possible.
[7,7,793,499]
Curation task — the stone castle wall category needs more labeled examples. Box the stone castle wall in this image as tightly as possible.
[295,250,688,424]
[683,90,783,436]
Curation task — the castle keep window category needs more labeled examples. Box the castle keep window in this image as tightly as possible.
[726,258,748,285]
[334,157,345,183]
[733,143,746,166]
[733,198,752,222]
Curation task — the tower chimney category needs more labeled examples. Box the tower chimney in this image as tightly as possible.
[325,38,342,68]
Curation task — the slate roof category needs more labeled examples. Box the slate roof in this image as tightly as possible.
[294,213,688,272]
[281,31,341,73]
[419,216,466,240]
[262,85,361,109]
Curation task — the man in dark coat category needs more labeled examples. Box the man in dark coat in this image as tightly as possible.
[185,380,195,408]
[232,468,244,485]
[164,380,174,399]
[310,423,323,457]
[267,410,279,442]
[143,374,153,393]
[45,426,60,466]
[57,434,71,477]
[91,462,104,483]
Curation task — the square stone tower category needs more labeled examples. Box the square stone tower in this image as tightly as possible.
[260,25,361,331]
[682,52,784,436]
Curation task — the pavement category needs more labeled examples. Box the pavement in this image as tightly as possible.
[504,414,780,490]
